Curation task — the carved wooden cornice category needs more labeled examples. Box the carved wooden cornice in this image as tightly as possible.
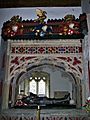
[2,13,88,40]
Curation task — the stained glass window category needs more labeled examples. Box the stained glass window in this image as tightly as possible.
[18,72,49,97]
[29,79,37,94]
[38,79,45,96]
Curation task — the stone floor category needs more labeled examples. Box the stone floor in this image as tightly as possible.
[0,108,89,120]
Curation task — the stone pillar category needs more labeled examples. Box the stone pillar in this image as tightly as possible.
[77,84,82,108]
[2,81,10,109]
[11,82,16,107]
[81,0,90,95]
[72,84,77,103]
[81,81,86,106]
[76,85,79,108]
[82,36,89,100]
[1,40,10,110]
[87,14,90,93]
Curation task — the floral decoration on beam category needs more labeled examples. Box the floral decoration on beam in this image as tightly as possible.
[1,10,88,40]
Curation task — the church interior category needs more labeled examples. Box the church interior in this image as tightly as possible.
[0,0,90,120]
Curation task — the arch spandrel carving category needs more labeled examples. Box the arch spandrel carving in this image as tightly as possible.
[8,39,83,79]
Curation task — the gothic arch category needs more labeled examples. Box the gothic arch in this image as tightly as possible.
[9,58,82,107]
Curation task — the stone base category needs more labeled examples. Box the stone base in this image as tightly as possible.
[0,108,89,120]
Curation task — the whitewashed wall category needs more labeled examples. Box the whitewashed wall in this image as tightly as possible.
[32,65,73,98]
[81,0,90,13]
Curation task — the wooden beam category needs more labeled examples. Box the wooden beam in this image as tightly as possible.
[0,0,81,8]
